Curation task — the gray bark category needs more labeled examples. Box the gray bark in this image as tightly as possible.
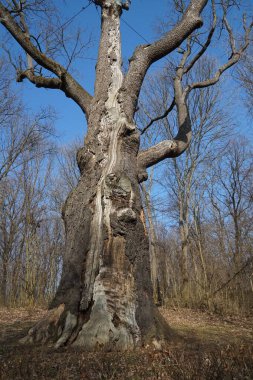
[20,2,169,350]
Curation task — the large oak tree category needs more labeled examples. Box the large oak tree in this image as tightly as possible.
[0,0,251,350]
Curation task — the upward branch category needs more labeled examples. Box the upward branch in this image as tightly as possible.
[120,0,208,120]
[137,3,252,182]
[0,2,93,116]
[137,44,192,182]
[185,16,253,94]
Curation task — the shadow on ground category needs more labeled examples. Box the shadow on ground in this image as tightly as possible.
[0,307,252,380]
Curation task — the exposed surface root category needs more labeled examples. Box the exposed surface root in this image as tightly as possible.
[19,304,66,345]
[19,303,169,351]
[2,307,253,380]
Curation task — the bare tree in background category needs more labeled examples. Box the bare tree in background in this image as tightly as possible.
[0,57,55,183]
[210,139,253,270]
[0,152,64,307]
[165,59,230,302]
[0,0,252,349]
[139,55,231,305]
[0,60,56,306]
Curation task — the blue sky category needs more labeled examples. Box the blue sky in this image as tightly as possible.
[10,0,170,144]
[2,0,252,146]
[0,0,252,231]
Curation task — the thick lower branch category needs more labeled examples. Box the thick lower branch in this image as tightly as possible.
[137,138,190,182]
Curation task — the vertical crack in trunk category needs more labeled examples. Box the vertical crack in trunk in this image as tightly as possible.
[74,7,141,349]
[80,9,123,310]
[19,2,171,351]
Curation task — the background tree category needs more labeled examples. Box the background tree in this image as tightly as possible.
[138,55,230,305]
[0,55,61,307]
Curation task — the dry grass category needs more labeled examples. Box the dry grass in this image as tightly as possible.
[0,307,252,380]
[160,307,253,345]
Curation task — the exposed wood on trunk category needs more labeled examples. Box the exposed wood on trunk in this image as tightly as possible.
[19,1,169,350]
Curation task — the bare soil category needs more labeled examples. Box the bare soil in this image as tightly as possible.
[0,307,252,380]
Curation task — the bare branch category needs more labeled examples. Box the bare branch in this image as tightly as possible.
[184,0,217,75]
[137,3,251,181]
[138,59,192,182]
[16,69,62,89]
[0,2,93,115]
[11,0,34,71]
[186,55,239,92]
[139,37,191,136]
[185,16,253,94]
[210,257,253,298]
[120,0,208,120]
[222,2,236,55]
[138,104,191,180]
[140,98,175,135]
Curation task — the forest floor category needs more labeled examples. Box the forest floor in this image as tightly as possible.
[0,307,252,380]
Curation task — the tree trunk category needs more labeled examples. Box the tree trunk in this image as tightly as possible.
[21,4,169,350]
[1,253,8,306]
[179,207,189,302]
[142,182,164,306]
[233,214,241,270]
[22,114,168,350]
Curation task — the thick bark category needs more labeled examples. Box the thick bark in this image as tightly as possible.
[22,109,168,350]
[21,3,169,350]
[0,0,250,350]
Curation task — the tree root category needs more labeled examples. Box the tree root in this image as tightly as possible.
[19,302,169,350]
[19,304,77,347]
